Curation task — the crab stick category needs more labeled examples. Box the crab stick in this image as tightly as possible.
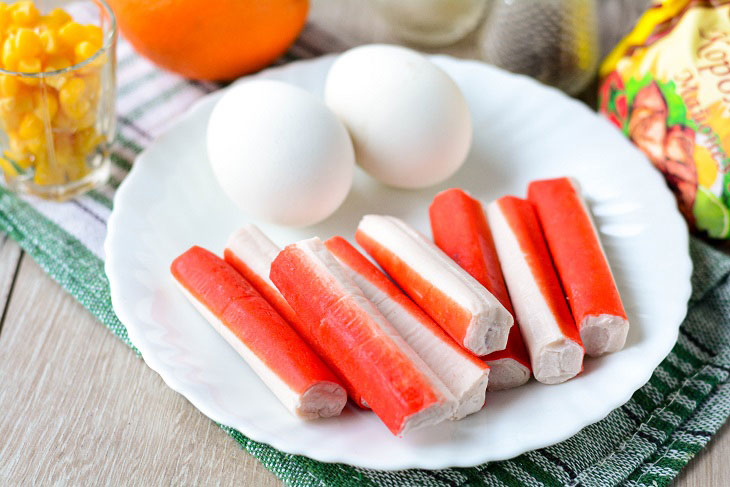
[528,177,629,357]
[355,215,513,356]
[170,246,347,419]
[223,225,369,408]
[270,238,457,435]
[429,189,531,390]
[486,197,585,385]
[324,236,490,418]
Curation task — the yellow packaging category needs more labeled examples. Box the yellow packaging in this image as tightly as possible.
[599,0,730,238]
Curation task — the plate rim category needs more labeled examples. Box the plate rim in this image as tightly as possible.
[105,53,693,470]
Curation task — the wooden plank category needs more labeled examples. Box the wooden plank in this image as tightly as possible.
[678,422,730,486]
[0,254,281,486]
[0,235,22,331]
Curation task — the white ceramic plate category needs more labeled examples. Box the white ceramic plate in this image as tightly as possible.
[105,55,692,470]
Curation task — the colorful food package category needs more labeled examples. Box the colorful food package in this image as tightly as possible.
[598,0,730,238]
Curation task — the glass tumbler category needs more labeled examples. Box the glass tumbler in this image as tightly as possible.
[372,0,488,48]
[479,0,599,95]
[0,0,116,201]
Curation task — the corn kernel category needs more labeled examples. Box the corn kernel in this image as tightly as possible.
[59,76,84,101]
[34,157,65,185]
[0,74,19,96]
[75,127,101,154]
[0,4,11,32]
[0,101,18,131]
[46,74,69,91]
[24,134,44,155]
[29,150,44,168]
[53,132,72,153]
[2,35,17,70]
[84,24,103,45]
[8,130,25,154]
[1,91,33,114]
[17,56,40,73]
[0,97,25,130]
[84,51,107,70]
[53,134,83,181]
[62,98,91,120]
[39,29,60,55]
[64,156,87,181]
[74,40,97,63]
[75,108,96,130]
[33,89,58,120]
[0,155,19,177]
[11,1,39,27]
[0,148,33,176]
[83,72,101,96]
[18,112,43,139]
[42,8,72,29]
[51,109,76,132]
[33,163,50,183]
[17,156,32,170]
[59,21,85,48]
[14,27,41,57]
[45,55,71,72]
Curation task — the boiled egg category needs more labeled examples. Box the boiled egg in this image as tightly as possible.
[325,44,472,189]
[207,80,355,227]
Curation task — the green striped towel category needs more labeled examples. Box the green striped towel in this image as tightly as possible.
[2,30,730,487]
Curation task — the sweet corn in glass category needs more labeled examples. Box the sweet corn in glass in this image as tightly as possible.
[0,0,115,200]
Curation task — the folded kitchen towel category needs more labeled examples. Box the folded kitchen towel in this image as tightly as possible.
[2,31,730,487]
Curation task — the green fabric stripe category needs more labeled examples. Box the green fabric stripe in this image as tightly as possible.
[672,342,705,368]
[117,52,138,71]
[648,374,674,395]
[118,70,162,98]
[632,472,670,486]
[632,387,660,411]
[110,152,133,172]
[114,134,144,157]
[86,189,113,209]
[511,457,561,486]
[107,176,120,191]
[655,455,689,471]
[455,467,489,487]
[646,414,678,434]
[660,359,689,382]
[668,440,706,454]
[487,464,523,487]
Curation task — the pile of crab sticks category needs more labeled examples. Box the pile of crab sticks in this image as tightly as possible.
[170,176,630,436]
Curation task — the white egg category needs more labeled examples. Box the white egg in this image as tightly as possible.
[207,80,355,227]
[325,44,472,189]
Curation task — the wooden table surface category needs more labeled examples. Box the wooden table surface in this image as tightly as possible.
[1,1,729,485]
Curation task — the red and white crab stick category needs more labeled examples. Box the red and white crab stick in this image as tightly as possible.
[224,224,369,409]
[170,246,347,419]
[486,197,585,385]
[270,237,457,435]
[355,215,513,356]
[429,189,531,390]
[324,236,490,419]
[528,177,629,357]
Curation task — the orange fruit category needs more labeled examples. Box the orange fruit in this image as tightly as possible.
[107,0,309,80]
